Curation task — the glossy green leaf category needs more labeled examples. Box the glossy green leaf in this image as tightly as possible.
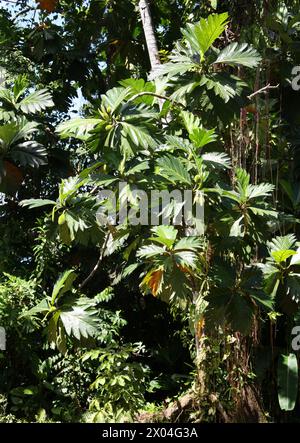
[277,353,298,411]
[51,270,77,305]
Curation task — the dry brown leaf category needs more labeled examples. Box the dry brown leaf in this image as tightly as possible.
[37,0,58,13]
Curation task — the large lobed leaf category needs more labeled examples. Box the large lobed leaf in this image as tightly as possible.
[20,198,56,209]
[213,42,262,68]
[60,303,99,340]
[182,13,229,56]
[16,89,54,114]
[56,118,101,139]
[51,269,77,305]
[156,155,191,185]
[11,141,47,167]
[150,225,178,248]
[247,183,275,199]
[202,152,231,169]
[268,235,297,253]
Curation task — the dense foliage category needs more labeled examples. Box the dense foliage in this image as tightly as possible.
[1,0,300,423]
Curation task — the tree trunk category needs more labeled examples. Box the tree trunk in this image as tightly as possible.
[138,0,161,73]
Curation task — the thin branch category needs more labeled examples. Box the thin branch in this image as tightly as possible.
[247,83,279,100]
[126,91,187,109]
[79,233,110,290]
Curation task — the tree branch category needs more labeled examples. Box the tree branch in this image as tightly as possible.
[79,233,110,290]
[247,83,279,100]
[138,0,161,72]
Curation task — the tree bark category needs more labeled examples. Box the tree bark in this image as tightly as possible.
[138,0,161,73]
